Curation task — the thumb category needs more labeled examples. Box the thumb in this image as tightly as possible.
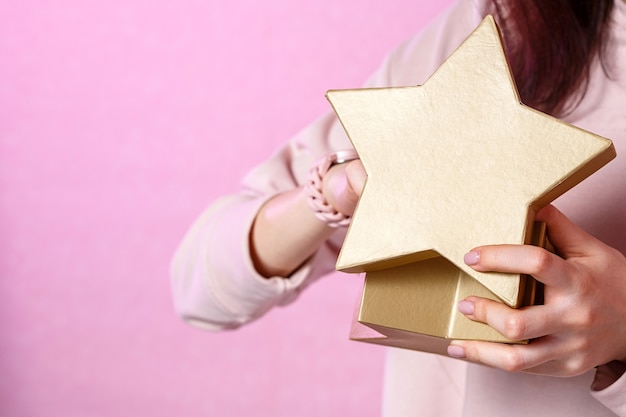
[344,159,366,197]
[322,160,363,216]
[536,204,600,258]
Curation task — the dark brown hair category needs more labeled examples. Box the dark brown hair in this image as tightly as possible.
[490,0,614,116]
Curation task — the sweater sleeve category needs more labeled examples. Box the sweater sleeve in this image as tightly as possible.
[169,112,352,331]
[591,361,626,416]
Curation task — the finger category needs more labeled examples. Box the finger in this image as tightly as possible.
[448,339,554,374]
[459,296,557,341]
[449,338,589,377]
[464,244,573,288]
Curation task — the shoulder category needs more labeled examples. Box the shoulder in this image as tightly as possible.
[376,0,488,87]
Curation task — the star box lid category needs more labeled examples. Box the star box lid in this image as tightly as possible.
[327,16,616,308]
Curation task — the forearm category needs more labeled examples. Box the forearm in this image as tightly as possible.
[250,186,336,278]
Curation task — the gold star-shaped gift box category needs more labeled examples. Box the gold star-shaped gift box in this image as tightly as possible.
[327,16,616,354]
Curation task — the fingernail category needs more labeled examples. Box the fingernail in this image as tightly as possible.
[447,344,466,359]
[464,250,480,266]
[458,300,474,315]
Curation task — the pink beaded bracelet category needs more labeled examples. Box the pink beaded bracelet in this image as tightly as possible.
[304,149,359,228]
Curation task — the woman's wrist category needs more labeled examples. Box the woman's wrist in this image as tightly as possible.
[250,187,337,278]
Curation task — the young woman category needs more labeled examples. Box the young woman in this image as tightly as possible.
[171,0,626,415]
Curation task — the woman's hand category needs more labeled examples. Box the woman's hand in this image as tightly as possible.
[448,205,626,377]
[322,159,366,216]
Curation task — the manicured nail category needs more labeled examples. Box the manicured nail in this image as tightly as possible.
[458,300,474,315]
[447,344,466,359]
[464,250,480,266]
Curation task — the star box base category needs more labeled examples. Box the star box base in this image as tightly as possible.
[349,222,547,355]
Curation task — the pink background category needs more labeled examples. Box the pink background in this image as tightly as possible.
[0,0,453,415]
